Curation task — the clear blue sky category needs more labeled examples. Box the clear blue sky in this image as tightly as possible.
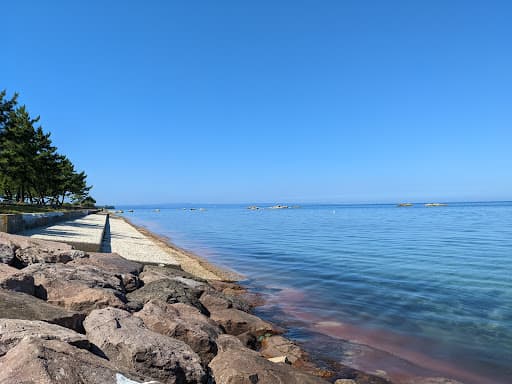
[3,1,511,204]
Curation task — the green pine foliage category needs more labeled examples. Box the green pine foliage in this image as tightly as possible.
[0,90,94,206]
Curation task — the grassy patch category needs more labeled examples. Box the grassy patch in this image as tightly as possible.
[0,204,65,214]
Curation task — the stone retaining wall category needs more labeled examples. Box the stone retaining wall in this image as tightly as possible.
[0,210,96,234]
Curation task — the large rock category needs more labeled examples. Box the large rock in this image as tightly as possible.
[135,300,222,364]
[0,232,85,267]
[209,335,329,384]
[84,307,206,384]
[0,263,34,294]
[0,289,85,332]
[69,252,143,292]
[0,338,152,384]
[140,264,206,285]
[200,291,252,313]
[0,318,89,357]
[127,279,207,315]
[23,263,127,312]
[206,281,263,308]
[260,335,305,365]
[209,308,282,338]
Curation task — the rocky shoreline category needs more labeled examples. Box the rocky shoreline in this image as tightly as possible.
[0,225,399,384]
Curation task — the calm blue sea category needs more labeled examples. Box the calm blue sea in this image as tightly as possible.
[120,202,512,384]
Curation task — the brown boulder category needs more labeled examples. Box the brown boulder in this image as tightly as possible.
[199,291,252,313]
[135,300,222,364]
[209,335,329,384]
[0,232,85,267]
[84,307,206,384]
[260,335,305,364]
[0,263,34,294]
[69,252,143,292]
[0,289,85,332]
[208,280,246,293]
[209,308,282,337]
[23,263,126,312]
[0,338,151,384]
[0,318,89,357]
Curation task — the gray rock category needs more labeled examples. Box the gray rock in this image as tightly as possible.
[127,279,207,315]
[135,300,222,364]
[0,289,85,332]
[69,252,143,292]
[0,242,15,265]
[0,338,150,384]
[209,335,329,384]
[84,307,206,384]
[0,263,34,294]
[0,318,89,357]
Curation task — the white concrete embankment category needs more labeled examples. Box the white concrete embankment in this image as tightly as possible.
[22,214,107,252]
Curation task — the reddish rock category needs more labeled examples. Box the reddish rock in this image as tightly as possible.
[0,289,85,332]
[84,307,206,384]
[0,232,85,267]
[0,263,34,295]
[260,335,305,364]
[135,300,222,364]
[209,308,282,338]
[0,338,148,384]
[23,263,126,312]
[200,291,252,313]
[209,334,329,384]
[208,280,246,293]
[0,318,89,357]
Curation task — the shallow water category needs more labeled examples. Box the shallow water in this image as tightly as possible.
[122,202,512,383]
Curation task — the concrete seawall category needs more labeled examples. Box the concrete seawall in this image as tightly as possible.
[0,210,96,234]
[22,213,108,252]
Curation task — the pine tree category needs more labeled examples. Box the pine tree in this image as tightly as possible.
[0,90,94,207]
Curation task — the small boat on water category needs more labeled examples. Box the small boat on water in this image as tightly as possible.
[127,209,134,212]
[270,205,289,209]
[247,206,260,210]
[425,203,447,207]
[397,203,413,207]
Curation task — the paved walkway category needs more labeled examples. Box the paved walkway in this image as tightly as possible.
[22,213,229,279]
[105,216,179,265]
[22,214,107,252]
